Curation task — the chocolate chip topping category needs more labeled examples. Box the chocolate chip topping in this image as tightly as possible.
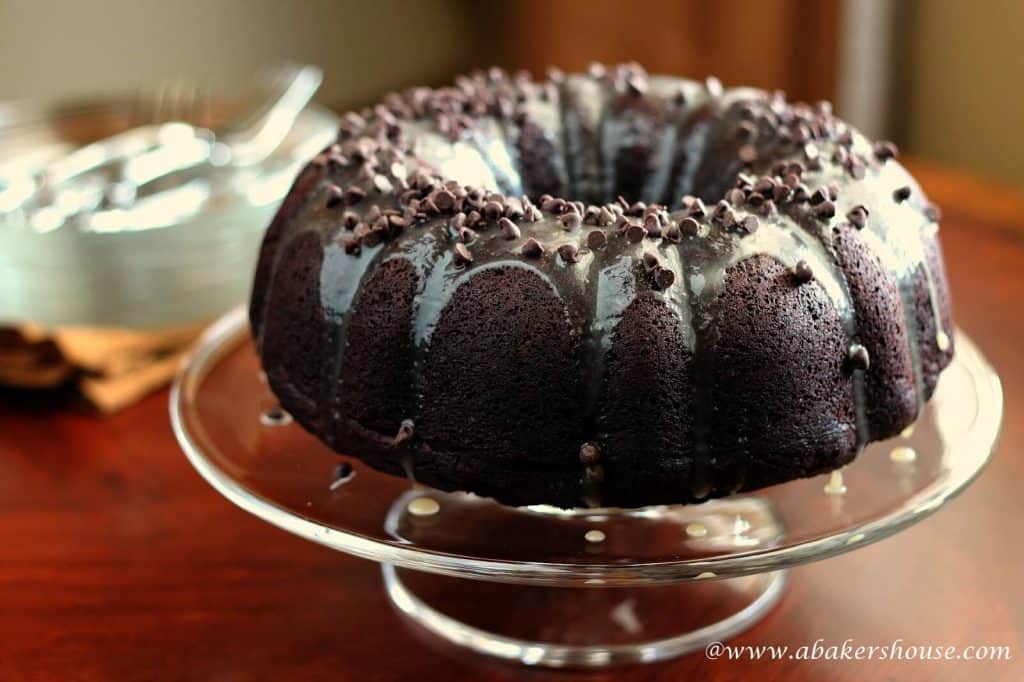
[557,243,580,264]
[453,242,473,265]
[847,205,869,229]
[325,184,344,208]
[559,211,582,231]
[653,267,675,290]
[893,186,912,203]
[625,223,647,243]
[792,260,814,284]
[498,217,521,240]
[848,344,871,371]
[393,419,415,446]
[874,140,899,162]
[813,200,836,220]
[587,230,607,249]
[680,217,701,237]
[521,237,544,258]
[579,442,601,466]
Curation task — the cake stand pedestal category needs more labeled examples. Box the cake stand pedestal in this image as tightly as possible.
[171,307,1002,668]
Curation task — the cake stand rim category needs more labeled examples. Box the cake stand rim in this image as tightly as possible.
[170,305,1003,587]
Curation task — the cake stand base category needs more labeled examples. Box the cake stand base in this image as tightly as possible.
[384,564,787,667]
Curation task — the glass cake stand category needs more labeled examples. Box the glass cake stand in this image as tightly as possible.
[170,306,1003,668]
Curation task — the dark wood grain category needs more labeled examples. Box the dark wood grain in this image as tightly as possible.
[1,162,1022,681]
[485,0,840,104]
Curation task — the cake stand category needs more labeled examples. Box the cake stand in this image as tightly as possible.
[170,306,1002,668]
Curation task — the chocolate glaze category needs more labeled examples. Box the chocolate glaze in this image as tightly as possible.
[250,63,954,508]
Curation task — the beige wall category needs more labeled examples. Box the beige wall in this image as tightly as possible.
[0,0,481,111]
[2,0,1021,190]
[896,0,1024,188]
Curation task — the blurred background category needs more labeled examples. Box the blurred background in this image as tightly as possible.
[4,0,1022,185]
[1,0,1022,410]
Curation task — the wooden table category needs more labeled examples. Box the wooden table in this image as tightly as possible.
[2,162,1022,681]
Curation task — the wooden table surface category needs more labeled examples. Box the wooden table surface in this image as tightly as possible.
[1,161,1022,681]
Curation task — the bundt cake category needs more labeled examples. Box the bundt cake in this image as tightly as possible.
[249,63,954,508]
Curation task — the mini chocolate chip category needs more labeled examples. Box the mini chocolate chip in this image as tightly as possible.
[342,210,360,229]
[585,464,605,483]
[734,120,756,141]
[740,215,759,234]
[587,230,607,249]
[626,223,647,243]
[559,211,582,231]
[504,197,524,219]
[626,74,647,96]
[557,243,580,263]
[874,141,899,162]
[362,228,381,248]
[341,234,361,255]
[654,266,675,290]
[680,217,701,237]
[332,461,354,483]
[597,206,616,226]
[813,200,836,220]
[453,242,473,265]
[747,191,765,207]
[847,205,869,229]
[893,186,912,203]
[848,344,870,371]
[343,185,366,205]
[664,223,682,242]
[393,420,415,446]
[458,226,478,243]
[720,208,737,229]
[686,198,707,218]
[325,185,345,208]
[809,187,829,205]
[579,442,601,466]
[757,199,776,217]
[792,260,814,284]
[483,200,503,220]
[727,188,746,206]
[521,238,544,258]
[498,217,520,240]
[643,214,662,238]
[642,252,660,272]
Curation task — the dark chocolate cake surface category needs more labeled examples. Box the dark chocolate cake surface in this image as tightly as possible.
[250,63,954,508]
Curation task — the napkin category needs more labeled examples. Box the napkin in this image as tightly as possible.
[0,323,202,412]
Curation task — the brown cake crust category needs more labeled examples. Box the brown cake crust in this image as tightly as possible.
[249,64,955,508]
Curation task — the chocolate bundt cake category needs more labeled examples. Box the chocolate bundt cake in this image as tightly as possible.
[250,63,954,508]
